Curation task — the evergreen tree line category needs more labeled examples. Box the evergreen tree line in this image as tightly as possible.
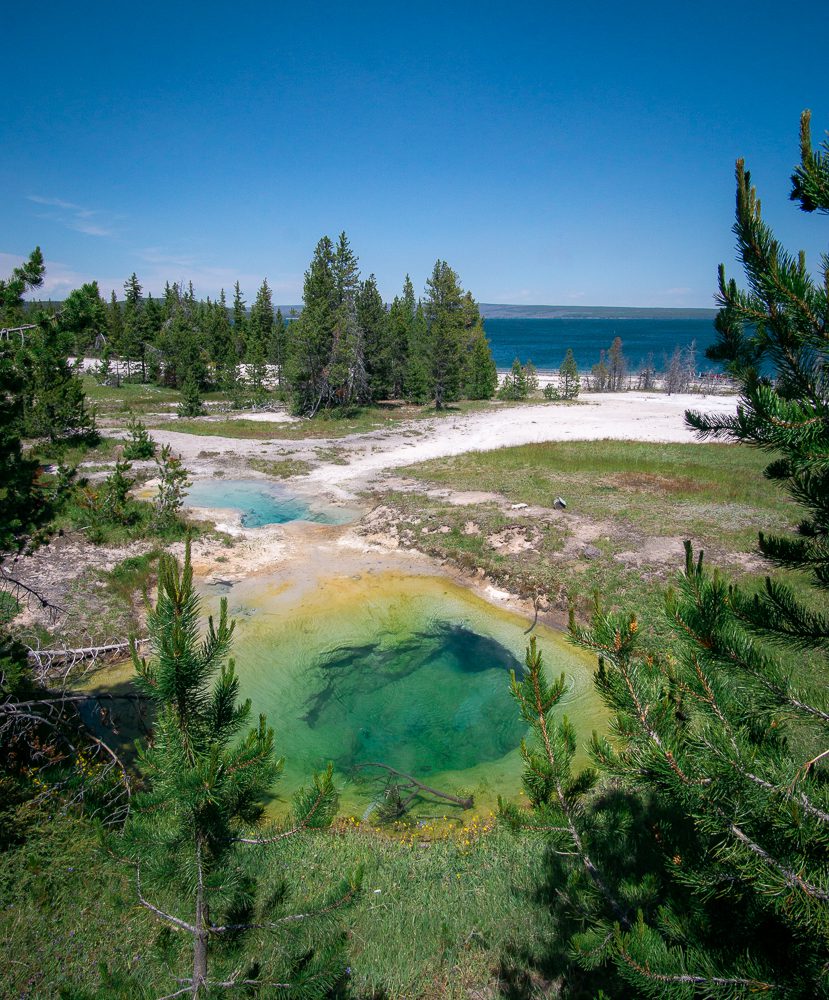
[50,232,498,415]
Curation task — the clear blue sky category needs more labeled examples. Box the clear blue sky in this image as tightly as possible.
[2,1,827,307]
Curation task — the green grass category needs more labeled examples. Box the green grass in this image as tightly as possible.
[0,806,553,999]
[83,376,182,415]
[29,434,122,466]
[375,439,806,640]
[406,440,796,552]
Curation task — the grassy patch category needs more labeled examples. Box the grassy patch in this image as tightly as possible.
[29,434,122,466]
[83,376,182,415]
[314,445,350,465]
[247,457,313,478]
[0,806,552,999]
[0,592,21,625]
[403,440,794,550]
[49,550,163,644]
[370,440,808,647]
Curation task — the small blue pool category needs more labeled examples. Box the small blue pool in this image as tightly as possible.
[185,479,354,528]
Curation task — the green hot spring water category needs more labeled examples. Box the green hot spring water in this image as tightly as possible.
[215,571,605,816]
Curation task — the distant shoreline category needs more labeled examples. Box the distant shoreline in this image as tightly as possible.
[478,304,718,320]
[26,299,718,322]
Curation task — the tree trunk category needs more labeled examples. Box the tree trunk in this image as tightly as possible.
[192,838,208,996]
[192,896,208,996]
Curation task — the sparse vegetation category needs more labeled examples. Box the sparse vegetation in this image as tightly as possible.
[247,456,313,478]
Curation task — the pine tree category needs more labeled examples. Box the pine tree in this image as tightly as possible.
[523,359,539,395]
[60,281,108,356]
[0,246,44,326]
[271,307,287,387]
[119,544,357,997]
[327,232,368,407]
[607,335,627,391]
[499,357,529,400]
[122,416,156,460]
[246,279,274,402]
[558,347,580,399]
[178,373,205,417]
[122,273,147,381]
[153,445,191,531]
[0,251,53,554]
[506,110,829,998]
[247,279,274,363]
[232,280,247,359]
[423,260,465,409]
[157,301,208,390]
[458,291,497,400]
[21,316,96,443]
[590,349,609,391]
[285,236,337,415]
[106,289,123,378]
[206,290,234,370]
[387,276,415,398]
[464,326,498,399]
[358,274,391,399]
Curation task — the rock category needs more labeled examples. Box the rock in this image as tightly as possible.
[554,497,567,509]
[462,521,480,535]
[437,525,451,534]
[581,544,602,559]
[510,502,529,510]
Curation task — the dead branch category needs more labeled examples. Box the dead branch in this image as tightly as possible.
[354,761,474,813]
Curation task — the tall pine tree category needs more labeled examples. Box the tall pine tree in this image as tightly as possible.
[423,260,465,409]
[505,110,829,998]
[119,544,358,997]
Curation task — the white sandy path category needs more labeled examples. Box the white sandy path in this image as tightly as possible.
[149,392,738,495]
[306,392,738,487]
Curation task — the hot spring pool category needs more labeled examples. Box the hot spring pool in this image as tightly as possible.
[185,479,354,527]
[216,571,606,815]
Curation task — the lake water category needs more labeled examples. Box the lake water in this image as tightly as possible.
[484,317,719,372]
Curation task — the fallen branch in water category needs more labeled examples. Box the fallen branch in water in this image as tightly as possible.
[355,761,474,815]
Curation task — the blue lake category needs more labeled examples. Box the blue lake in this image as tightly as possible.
[484,317,719,372]
[185,479,354,527]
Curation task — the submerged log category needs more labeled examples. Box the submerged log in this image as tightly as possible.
[355,761,474,814]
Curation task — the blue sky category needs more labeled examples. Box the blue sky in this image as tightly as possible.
[2,1,827,307]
